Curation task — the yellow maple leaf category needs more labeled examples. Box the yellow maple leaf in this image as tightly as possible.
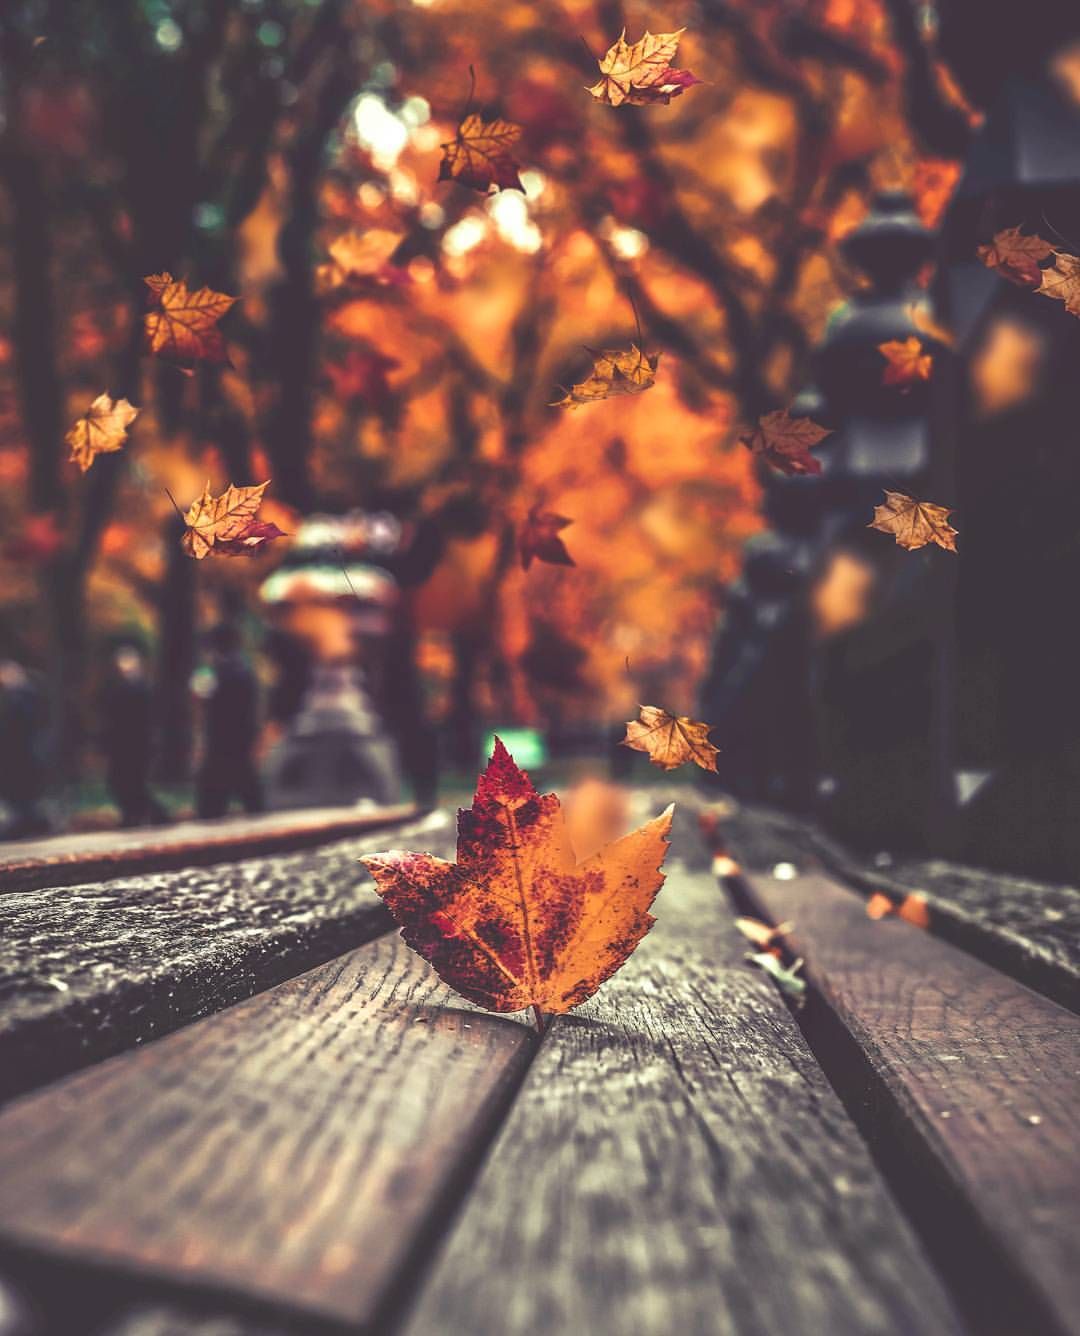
[1038,251,1080,316]
[868,490,957,552]
[587,29,700,107]
[181,480,273,560]
[143,272,237,370]
[621,704,719,772]
[65,393,138,473]
[551,345,659,407]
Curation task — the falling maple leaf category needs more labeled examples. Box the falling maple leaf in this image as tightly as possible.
[1037,251,1080,317]
[976,227,1057,289]
[362,739,673,1015]
[519,503,575,570]
[621,704,719,773]
[587,29,701,107]
[439,113,524,193]
[551,345,659,407]
[65,393,138,473]
[735,917,793,952]
[742,409,831,476]
[869,490,958,553]
[143,273,237,371]
[179,480,286,559]
[879,337,933,389]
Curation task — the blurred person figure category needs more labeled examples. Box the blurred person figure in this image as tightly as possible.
[100,642,167,827]
[195,624,263,819]
[0,657,50,839]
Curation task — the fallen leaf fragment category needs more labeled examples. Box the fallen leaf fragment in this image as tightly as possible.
[869,490,957,552]
[551,345,659,407]
[143,273,237,370]
[622,704,719,773]
[587,29,700,107]
[976,227,1056,289]
[362,738,673,1015]
[439,114,524,193]
[879,337,933,389]
[66,393,138,473]
[898,892,931,928]
[748,952,806,1000]
[742,410,831,476]
[865,892,895,920]
[519,504,575,570]
[735,917,793,952]
[180,480,286,559]
[1037,251,1080,317]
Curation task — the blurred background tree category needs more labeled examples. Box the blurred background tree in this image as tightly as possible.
[0,0,970,808]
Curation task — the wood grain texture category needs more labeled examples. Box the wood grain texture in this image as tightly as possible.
[740,870,1080,1336]
[0,933,533,1329]
[402,819,963,1336]
[0,804,418,894]
[711,799,1080,1013]
[0,810,453,1103]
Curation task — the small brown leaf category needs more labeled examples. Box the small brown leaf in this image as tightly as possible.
[65,393,138,473]
[622,704,719,773]
[143,273,237,370]
[742,410,831,476]
[869,490,957,553]
[1037,251,1080,317]
[439,114,524,193]
[519,504,575,570]
[180,480,285,560]
[587,28,701,107]
[977,227,1057,289]
[879,337,933,389]
[551,344,659,407]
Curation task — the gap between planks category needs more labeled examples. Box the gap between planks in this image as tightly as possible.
[731,868,1080,1336]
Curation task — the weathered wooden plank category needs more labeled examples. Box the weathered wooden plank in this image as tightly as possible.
[401,835,964,1335]
[0,934,533,1329]
[0,810,453,1103]
[710,799,1080,1013]
[739,869,1080,1336]
[0,803,418,894]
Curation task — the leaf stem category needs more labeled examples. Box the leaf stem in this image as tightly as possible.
[164,488,184,521]
[530,1004,548,1035]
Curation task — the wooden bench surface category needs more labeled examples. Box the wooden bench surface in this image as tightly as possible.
[0,811,452,1102]
[0,791,1076,1335]
[0,804,419,894]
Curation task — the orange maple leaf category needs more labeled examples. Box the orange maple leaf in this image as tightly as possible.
[869,490,957,553]
[879,336,933,389]
[742,409,831,476]
[865,890,930,928]
[587,29,701,107]
[143,272,237,370]
[551,344,659,408]
[622,704,719,773]
[65,392,138,473]
[179,480,286,560]
[865,892,894,920]
[519,503,575,570]
[976,227,1056,289]
[438,114,524,193]
[363,740,672,1015]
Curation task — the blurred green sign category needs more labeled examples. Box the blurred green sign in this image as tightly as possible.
[483,728,547,770]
